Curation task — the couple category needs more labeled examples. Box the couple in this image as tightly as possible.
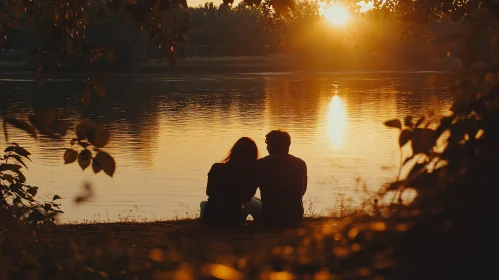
[200,130,308,228]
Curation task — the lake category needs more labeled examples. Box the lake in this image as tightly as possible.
[0,72,452,223]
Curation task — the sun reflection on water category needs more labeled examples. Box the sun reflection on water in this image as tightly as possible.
[327,95,348,150]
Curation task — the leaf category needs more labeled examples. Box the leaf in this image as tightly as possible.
[6,154,28,169]
[0,164,22,171]
[14,146,31,159]
[78,150,92,170]
[92,160,102,174]
[11,168,26,184]
[87,126,110,148]
[2,174,15,184]
[404,116,413,128]
[75,121,93,140]
[384,119,402,129]
[399,129,411,147]
[415,116,426,128]
[28,209,47,222]
[94,151,116,177]
[64,149,78,164]
[4,117,37,139]
[411,128,437,155]
[53,195,61,200]
[26,186,38,197]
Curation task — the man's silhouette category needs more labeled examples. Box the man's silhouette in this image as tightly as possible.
[256,130,307,227]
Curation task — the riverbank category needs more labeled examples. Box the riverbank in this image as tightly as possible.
[4,217,349,279]
[1,215,491,279]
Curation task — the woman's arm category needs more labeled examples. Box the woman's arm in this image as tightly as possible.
[239,163,259,202]
[206,163,220,197]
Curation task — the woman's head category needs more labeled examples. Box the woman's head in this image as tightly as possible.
[221,137,259,164]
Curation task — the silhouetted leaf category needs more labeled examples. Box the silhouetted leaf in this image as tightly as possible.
[92,160,102,174]
[0,164,22,171]
[78,150,92,170]
[94,151,115,177]
[53,195,61,200]
[399,129,411,147]
[411,128,436,154]
[64,149,78,164]
[384,119,402,129]
[26,186,38,196]
[6,154,29,169]
[415,116,426,128]
[28,209,46,222]
[404,116,413,128]
[88,126,110,148]
[2,174,15,184]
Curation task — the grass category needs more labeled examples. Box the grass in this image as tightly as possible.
[2,217,350,279]
[1,203,492,280]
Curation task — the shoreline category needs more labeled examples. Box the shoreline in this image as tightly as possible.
[0,55,462,75]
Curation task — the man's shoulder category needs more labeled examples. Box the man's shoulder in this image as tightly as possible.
[293,155,307,166]
[258,154,306,165]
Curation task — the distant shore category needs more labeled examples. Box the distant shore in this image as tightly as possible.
[0,54,462,74]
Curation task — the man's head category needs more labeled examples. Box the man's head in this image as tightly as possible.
[265,130,291,155]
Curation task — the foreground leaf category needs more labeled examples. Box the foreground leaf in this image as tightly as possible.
[78,150,92,170]
[64,149,78,164]
[399,129,412,147]
[384,119,402,129]
[94,151,116,177]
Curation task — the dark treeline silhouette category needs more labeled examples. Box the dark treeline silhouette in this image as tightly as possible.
[1,1,466,72]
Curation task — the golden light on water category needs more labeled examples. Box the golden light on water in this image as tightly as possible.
[327,95,348,150]
[322,3,351,26]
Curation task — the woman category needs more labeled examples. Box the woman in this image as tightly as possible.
[200,137,262,225]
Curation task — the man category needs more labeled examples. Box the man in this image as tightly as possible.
[256,130,308,227]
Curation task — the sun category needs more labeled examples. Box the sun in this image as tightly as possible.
[323,3,351,26]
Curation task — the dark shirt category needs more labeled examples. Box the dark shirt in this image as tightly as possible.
[257,154,307,227]
[202,162,257,225]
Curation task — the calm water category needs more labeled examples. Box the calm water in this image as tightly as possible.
[0,72,452,223]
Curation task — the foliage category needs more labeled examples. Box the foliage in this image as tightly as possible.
[0,143,62,224]
[66,121,116,177]
[3,110,116,178]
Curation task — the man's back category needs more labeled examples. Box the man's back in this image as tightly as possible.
[257,154,307,227]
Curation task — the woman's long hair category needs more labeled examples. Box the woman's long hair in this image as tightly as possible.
[221,137,259,164]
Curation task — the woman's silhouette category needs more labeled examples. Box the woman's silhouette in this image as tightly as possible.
[200,137,261,225]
